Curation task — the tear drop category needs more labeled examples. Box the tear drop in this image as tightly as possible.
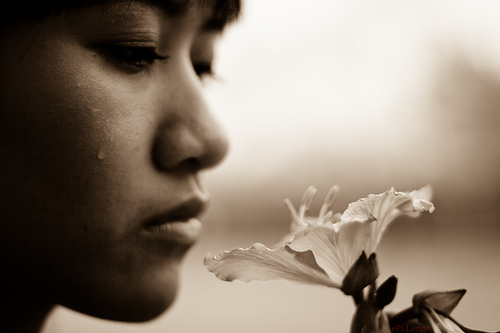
[91,108,100,117]
[97,148,106,160]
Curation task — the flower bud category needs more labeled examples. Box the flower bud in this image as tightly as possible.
[375,275,398,309]
[341,252,379,296]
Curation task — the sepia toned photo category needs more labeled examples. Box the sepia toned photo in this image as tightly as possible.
[1,1,499,332]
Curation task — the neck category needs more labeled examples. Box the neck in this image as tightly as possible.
[2,310,52,333]
[0,277,54,333]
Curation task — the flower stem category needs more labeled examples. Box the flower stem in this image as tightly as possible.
[352,290,364,306]
[388,307,416,325]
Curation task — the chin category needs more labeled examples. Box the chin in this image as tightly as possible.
[101,291,178,323]
[63,268,181,323]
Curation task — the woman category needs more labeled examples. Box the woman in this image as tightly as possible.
[0,0,240,332]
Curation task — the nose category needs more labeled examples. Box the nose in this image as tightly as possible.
[152,75,229,173]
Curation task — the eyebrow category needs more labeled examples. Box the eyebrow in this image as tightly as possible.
[143,0,240,31]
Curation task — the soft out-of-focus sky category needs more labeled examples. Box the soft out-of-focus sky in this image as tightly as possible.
[44,1,500,332]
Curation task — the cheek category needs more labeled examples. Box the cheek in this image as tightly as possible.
[0,40,154,266]
[1,62,126,205]
[0,43,183,316]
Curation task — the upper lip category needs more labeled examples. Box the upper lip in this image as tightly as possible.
[145,195,208,228]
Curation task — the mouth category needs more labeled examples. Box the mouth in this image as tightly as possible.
[143,196,207,245]
[145,218,202,244]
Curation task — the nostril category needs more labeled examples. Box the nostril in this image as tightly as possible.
[151,126,199,171]
[178,157,202,173]
[152,133,202,172]
[152,144,199,173]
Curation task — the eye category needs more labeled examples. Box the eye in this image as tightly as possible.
[100,45,169,73]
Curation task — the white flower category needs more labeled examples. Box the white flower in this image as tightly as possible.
[413,289,466,333]
[204,185,434,289]
[422,308,465,333]
[407,289,498,333]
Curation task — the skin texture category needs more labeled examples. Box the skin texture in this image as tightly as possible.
[0,1,229,329]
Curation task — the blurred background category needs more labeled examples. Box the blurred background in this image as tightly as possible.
[43,0,500,332]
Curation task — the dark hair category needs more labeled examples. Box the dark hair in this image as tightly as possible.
[3,0,240,30]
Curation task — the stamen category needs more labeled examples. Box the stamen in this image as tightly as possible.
[298,186,316,222]
[319,185,340,220]
[322,211,333,224]
[284,198,300,224]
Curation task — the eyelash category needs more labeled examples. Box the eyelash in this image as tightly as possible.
[101,45,216,80]
[101,46,169,73]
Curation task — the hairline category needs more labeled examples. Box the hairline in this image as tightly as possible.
[128,0,240,30]
[3,0,240,31]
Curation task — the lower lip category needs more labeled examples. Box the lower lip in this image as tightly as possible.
[144,218,202,244]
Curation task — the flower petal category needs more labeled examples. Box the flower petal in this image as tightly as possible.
[205,186,434,289]
[423,308,466,333]
[408,186,435,213]
[287,221,372,284]
[204,243,340,287]
[341,185,435,254]
[433,309,500,333]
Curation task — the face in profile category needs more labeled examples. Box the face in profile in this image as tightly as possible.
[0,1,231,321]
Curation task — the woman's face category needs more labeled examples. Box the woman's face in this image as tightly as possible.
[0,2,228,321]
